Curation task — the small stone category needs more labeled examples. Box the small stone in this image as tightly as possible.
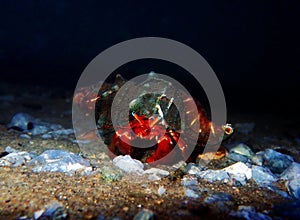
[222,162,252,186]
[7,113,34,131]
[280,162,300,180]
[40,201,67,219]
[50,128,74,136]
[205,192,233,202]
[197,169,230,183]
[227,153,249,163]
[252,165,278,186]
[113,155,144,174]
[158,186,166,196]
[41,133,52,139]
[185,189,200,199]
[133,208,154,220]
[0,151,32,167]
[223,161,252,179]
[99,166,123,182]
[273,200,300,219]
[280,162,300,199]
[181,175,198,187]
[204,192,234,212]
[229,143,254,158]
[28,150,90,174]
[263,149,294,174]
[7,112,63,136]
[5,146,17,153]
[184,163,204,175]
[147,174,161,181]
[144,168,169,176]
[19,134,31,139]
[251,151,264,166]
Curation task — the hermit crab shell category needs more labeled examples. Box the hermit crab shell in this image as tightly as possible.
[96,72,208,152]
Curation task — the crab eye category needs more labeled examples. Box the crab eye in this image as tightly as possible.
[223,124,233,135]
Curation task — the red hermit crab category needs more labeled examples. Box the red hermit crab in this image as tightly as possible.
[74,72,233,164]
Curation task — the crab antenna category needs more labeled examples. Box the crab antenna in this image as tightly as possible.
[150,117,160,128]
[131,112,143,124]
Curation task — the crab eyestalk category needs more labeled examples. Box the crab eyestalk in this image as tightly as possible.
[222,123,234,140]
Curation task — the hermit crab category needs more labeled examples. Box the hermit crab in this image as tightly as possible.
[74,72,233,164]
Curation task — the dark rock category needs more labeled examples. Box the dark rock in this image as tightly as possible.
[227,152,249,163]
[39,201,67,220]
[7,112,63,136]
[230,206,272,220]
[280,162,300,199]
[7,113,34,131]
[134,208,154,220]
[184,163,205,175]
[229,143,255,158]
[252,165,278,186]
[263,149,294,174]
[204,192,234,212]
[273,200,300,219]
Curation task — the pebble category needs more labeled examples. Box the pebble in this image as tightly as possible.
[204,192,234,212]
[263,149,294,174]
[230,206,272,220]
[251,151,264,166]
[184,163,204,175]
[223,161,252,185]
[229,143,255,158]
[39,201,67,219]
[223,162,252,181]
[252,165,278,186]
[133,208,154,220]
[0,151,32,167]
[204,192,233,203]
[7,113,34,131]
[280,162,300,199]
[144,168,170,181]
[158,186,166,196]
[144,168,169,176]
[184,189,200,199]
[181,175,198,187]
[7,112,63,136]
[99,166,124,182]
[19,134,31,139]
[5,146,17,153]
[113,155,144,175]
[28,150,90,174]
[235,122,255,135]
[48,129,74,137]
[197,169,230,183]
